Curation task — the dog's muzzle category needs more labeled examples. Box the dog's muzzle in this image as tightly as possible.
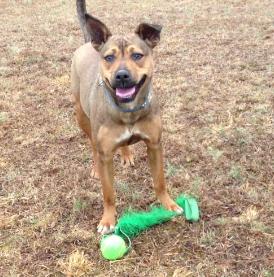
[114,69,134,88]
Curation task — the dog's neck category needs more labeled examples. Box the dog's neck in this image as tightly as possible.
[98,77,153,123]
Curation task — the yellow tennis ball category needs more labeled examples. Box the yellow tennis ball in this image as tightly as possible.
[100,234,127,260]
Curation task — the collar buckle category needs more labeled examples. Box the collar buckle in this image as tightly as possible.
[98,79,104,87]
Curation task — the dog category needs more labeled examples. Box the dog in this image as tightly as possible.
[71,0,183,234]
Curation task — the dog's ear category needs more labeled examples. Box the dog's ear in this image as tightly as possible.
[85,14,112,51]
[135,23,162,48]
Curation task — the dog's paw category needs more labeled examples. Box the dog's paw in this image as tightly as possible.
[167,203,184,214]
[160,195,183,214]
[120,146,134,167]
[120,153,134,167]
[90,166,99,179]
[97,224,115,235]
[97,214,116,235]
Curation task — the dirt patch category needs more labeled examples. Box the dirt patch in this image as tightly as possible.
[1,0,273,276]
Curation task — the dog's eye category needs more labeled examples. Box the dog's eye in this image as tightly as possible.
[104,55,115,63]
[131,53,144,61]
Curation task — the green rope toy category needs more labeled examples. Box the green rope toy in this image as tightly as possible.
[100,194,200,260]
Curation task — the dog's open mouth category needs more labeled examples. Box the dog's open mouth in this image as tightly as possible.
[115,75,146,103]
[116,87,136,99]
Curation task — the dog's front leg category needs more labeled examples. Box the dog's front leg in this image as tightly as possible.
[97,151,116,234]
[96,126,116,234]
[147,142,183,213]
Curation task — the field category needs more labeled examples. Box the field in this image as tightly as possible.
[1,0,273,276]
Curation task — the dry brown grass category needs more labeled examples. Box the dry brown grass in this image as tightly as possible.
[1,0,274,276]
[58,250,93,276]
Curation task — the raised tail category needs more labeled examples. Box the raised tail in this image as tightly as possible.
[76,0,91,43]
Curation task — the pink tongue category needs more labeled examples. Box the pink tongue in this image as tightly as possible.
[116,86,136,99]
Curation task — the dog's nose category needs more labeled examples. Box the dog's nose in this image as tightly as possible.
[115,69,130,82]
[114,69,134,88]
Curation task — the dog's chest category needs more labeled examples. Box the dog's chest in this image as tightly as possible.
[115,127,149,146]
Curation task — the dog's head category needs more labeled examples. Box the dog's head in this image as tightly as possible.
[85,14,162,103]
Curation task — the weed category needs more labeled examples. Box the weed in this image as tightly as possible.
[0,112,7,123]
[73,198,87,213]
[200,230,216,246]
[190,176,202,197]
[166,161,180,177]
[58,250,92,277]
[208,146,223,162]
[229,165,242,180]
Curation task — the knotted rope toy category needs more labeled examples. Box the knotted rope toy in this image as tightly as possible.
[100,194,200,260]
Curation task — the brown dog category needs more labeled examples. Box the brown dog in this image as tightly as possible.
[71,0,182,234]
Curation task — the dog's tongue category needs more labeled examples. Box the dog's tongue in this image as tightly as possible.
[116,86,136,99]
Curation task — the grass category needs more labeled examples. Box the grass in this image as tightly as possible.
[0,0,274,276]
[166,161,180,177]
[58,250,92,277]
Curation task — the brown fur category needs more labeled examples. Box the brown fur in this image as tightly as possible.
[71,12,182,234]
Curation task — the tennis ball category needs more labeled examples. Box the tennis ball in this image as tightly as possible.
[100,234,127,260]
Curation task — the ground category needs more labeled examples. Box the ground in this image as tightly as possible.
[0,0,274,276]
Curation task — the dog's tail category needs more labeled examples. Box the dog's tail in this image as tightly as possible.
[76,0,91,43]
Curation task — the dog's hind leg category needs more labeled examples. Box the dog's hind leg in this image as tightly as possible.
[71,59,99,179]
[74,100,99,179]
